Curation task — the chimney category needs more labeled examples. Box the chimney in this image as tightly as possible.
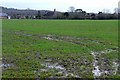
[54,9,56,12]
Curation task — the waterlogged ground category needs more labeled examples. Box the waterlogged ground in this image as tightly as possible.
[2,20,119,78]
[2,30,119,78]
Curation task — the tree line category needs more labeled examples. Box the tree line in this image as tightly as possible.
[1,6,120,19]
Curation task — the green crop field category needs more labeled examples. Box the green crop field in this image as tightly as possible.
[2,20,119,78]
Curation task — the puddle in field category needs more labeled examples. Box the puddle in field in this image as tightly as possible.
[41,62,65,70]
[13,31,100,43]
[22,34,33,37]
[101,49,118,54]
[112,61,119,75]
[64,73,79,78]
[40,61,80,78]
[43,36,60,41]
[0,63,14,68]
[91,52,102,77]
[91,48,118,77]
[14,31,35,37]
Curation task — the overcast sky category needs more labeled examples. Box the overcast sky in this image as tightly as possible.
[0,0,119,13]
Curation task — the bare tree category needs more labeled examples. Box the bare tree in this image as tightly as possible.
[68,6,75,12]
[114,8,120,14]
[102,9,111,14]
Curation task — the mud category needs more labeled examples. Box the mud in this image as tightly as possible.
[112,61,119,75]
[40,58,91,78]
[41,62,65,70]
[91,48,118,77]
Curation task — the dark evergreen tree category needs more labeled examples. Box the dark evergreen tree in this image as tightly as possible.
[63,12,69,19]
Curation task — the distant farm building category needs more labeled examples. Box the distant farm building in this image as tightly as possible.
[0,13,11,19]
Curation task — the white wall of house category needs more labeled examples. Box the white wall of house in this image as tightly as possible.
[0,13,10,19]
[8,16,11,19]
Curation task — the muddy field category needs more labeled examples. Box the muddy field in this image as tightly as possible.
[1,20,119,78]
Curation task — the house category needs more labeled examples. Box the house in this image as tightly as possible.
[43,9,57,19]
[0,13,11,19]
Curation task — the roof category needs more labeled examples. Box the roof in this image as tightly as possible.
[0,13,8,17]
[44,11,54,16]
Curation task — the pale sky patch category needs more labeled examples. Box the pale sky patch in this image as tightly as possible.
[0,0,119,13]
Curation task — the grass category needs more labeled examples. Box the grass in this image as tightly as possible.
[2,19,119,78]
